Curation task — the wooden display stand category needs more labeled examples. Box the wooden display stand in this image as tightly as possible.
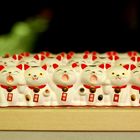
[0,107,140,131]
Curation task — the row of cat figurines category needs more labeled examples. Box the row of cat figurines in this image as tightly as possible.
[1,52,140,70]
[0,61,140,107]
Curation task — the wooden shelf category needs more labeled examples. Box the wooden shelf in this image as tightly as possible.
[0,107,140,131]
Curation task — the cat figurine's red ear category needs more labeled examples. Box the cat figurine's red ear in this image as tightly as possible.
[130,64,136,70]
[68,51,74,57]
[53,63,59,69]
[99,63,111,69]
[128,51,137,57]
[16,64,30,70]
[56,55,62,61]
[20,52,30,57]
[108,55,119,61]
[42,64,47,70]
[105,64,111,69]
[34,54,40,60]
[12,54,23,60]
[92,56,97,61]
[123,64,136,70]
[131,56,140,62]
[83,54,88,59]
[67,54,72,60]
[34,54,45,61]
[72,62,78,68]
[0,65,5,71]
[40,51,50,57]
[81,64,87,69]
[123,64,129,70]
[106,51,117,56]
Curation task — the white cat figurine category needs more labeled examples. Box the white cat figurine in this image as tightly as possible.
[130,65,140,106]
[52,64,77,106]
[24,65,58,106]
[106,65,131,106]
[0,55,21,67]
[0,64,27,106]
[75,64,110,106]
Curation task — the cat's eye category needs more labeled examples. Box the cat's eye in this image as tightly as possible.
[40,73,43,75]
[133,71,139,73]
[120,64,122,66]
[28,74,31,76]
[98,70,102,73]
[122,73,125,75]
[31,61,36,63]
[112,72,115,75]
[2,70,7,73]
[94,61,100,64]
[56,69,62,72]
[20,61,24,63]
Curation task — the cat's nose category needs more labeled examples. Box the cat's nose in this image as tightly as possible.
[9,72,11,74]
[116,74,119,76]
[34,75,37,77]
[64,71,67,73]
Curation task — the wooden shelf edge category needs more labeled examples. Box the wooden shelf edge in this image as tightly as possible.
[0,107,140,131]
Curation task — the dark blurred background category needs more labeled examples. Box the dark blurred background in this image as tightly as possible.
[0,0,139,53]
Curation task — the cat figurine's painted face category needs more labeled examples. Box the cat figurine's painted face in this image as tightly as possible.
[53,65,77,86]
[19,56,40,67]
[131,67,140,86]
[81,65,107,86]
[92,57,113,66]
[68,57,87,66]
[0,57,17,67]
[107,66,130,86]
[41,57,63,72]
[115,58,134,67]
[0,65,26,86]
[24,65,47,86]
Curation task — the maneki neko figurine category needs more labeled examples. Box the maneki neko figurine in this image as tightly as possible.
[52,64,77,106]
[0,64,27,106]
[24,65,58,106]
[106,65,132,106]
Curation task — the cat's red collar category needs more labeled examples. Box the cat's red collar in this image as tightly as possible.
[28,85,46,89]
[112,85,127,89]
[57,85,73,89]
[131,85,140,90]
[83,85,101,89]
[1,85,17,89]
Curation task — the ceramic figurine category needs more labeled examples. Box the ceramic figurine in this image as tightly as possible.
[130,65,140,106]
[0,64,27,106]
[52,64,77,105]
[24,65,58,106]
[106,65,131,106]
[0,54,21,67]
[76,64,111,106]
